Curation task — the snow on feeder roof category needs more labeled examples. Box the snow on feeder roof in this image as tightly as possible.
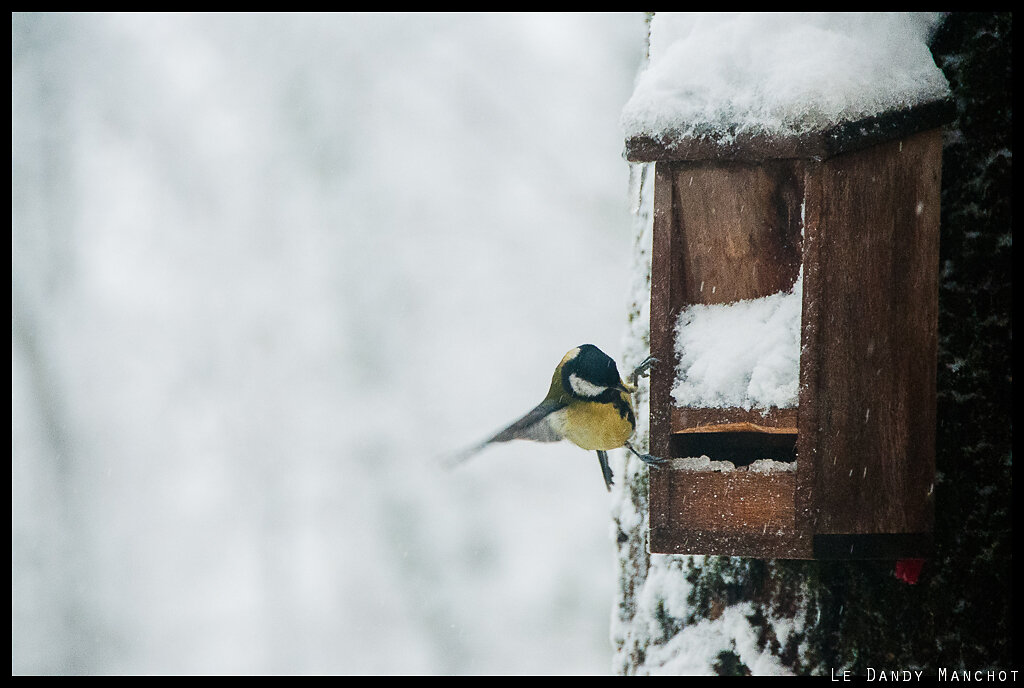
[623,13,954,161]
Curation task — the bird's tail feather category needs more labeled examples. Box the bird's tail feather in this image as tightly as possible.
[437,439,492,470]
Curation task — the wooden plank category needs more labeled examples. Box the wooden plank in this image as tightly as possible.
[625,99,956,163]
[800,129,940,536]
[648,163,680,539]
[649,163,680,464]
[658,469,795,533]
[672,406,798,433]
[651,532,811,556]
[648,469,809,557]
[676,421,796,434]
[795,153,825,537]
[649,530,812,559]
[667,160,804,306]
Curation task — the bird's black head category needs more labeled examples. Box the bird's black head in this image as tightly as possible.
[562,344,623,399]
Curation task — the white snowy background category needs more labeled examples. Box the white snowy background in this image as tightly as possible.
[11,12,648,675]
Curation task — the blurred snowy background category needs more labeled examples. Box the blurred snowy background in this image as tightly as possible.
[12,12,647,675]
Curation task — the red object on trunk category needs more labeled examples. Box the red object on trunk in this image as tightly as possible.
[895,558,926,584]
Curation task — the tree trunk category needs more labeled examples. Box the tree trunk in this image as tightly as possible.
[612,12,1013,675]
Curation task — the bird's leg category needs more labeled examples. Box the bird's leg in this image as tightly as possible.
[625,441,666,467]
[628,355,657,388]
[596,450,614,491]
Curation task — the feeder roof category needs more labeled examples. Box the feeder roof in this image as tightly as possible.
[622,13,954,162]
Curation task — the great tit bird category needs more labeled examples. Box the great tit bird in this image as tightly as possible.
[450,344,664,490]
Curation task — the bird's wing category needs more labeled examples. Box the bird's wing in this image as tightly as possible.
[485,398,567,444]
[442,399,567,469]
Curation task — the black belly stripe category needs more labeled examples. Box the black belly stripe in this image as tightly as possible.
[614,397,636,428]
[591,389,635,429]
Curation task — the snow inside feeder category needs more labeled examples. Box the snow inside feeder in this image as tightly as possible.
[670,456,798,475]
[672,273,802,411]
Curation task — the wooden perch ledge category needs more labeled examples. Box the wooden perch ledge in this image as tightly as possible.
[671,407,798,434]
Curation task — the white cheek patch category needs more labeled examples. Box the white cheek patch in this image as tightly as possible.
[569,373,607,398]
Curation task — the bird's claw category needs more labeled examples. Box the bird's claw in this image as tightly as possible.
[636,453,667,468]
[625,442,666,469]
[629,355,657,387]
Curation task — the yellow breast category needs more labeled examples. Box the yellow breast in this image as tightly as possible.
[562,393,636,451]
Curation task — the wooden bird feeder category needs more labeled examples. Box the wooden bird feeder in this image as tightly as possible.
[629,100,955,559]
